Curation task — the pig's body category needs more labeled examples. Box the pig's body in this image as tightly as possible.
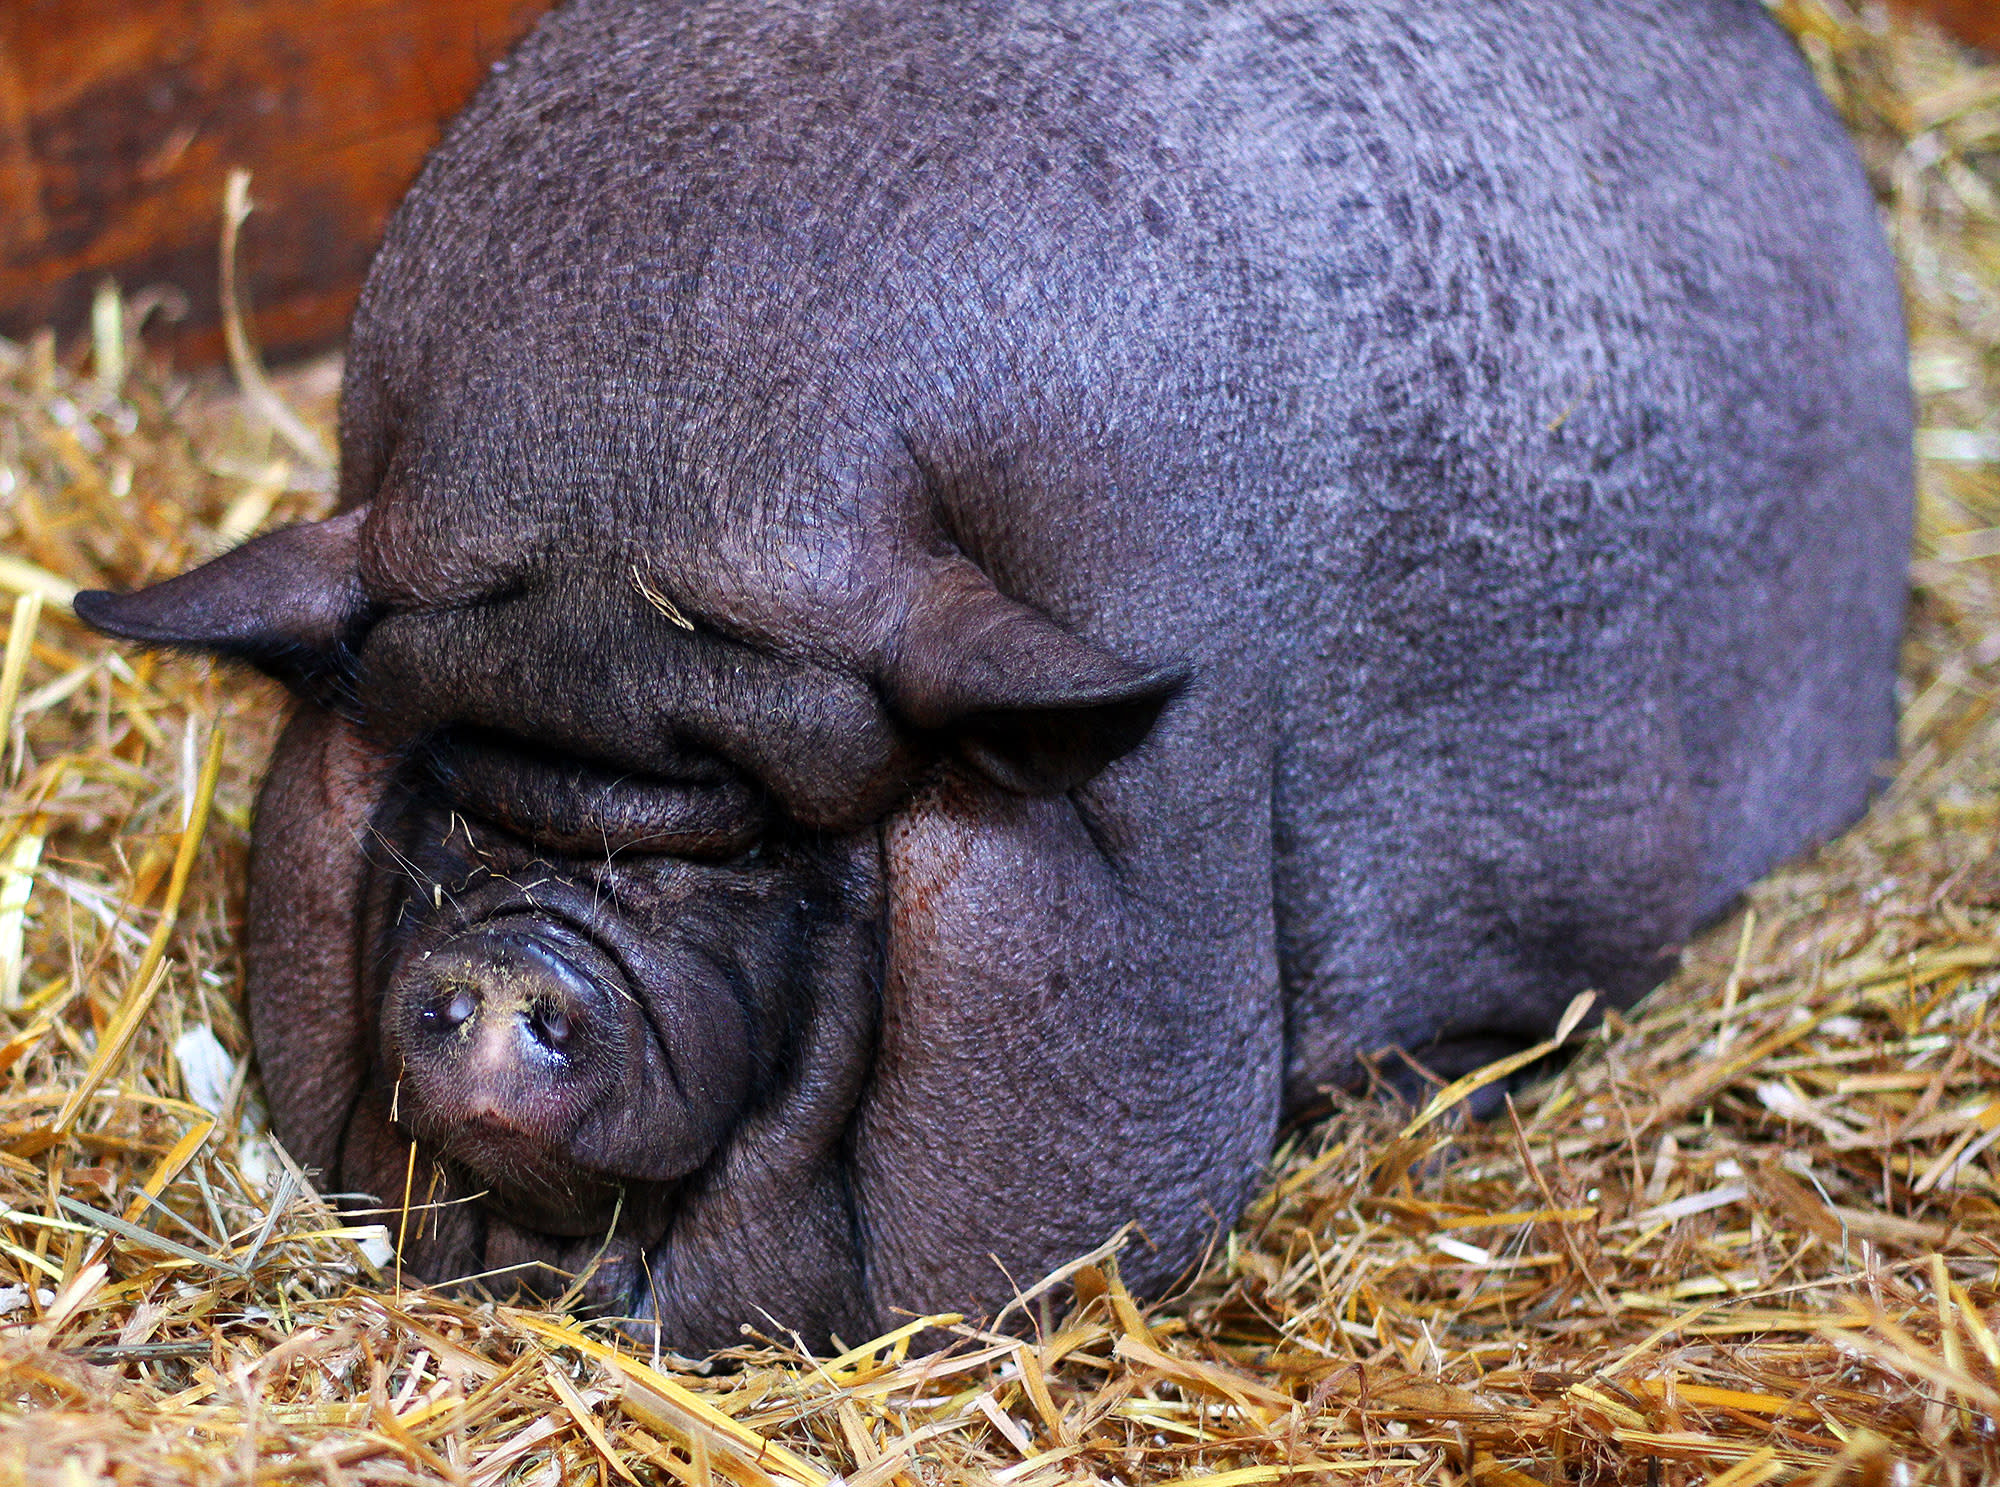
[79,0,1910,1352]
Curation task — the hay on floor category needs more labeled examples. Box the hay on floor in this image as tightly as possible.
[1,2,1997,1482]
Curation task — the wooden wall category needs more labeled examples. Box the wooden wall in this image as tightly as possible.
[1914,0,2000,49]
[0,0,550,363]
[0,0,1995,368]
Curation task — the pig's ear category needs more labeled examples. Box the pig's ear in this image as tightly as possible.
[887,568,1185,794]
[73,506,371,695]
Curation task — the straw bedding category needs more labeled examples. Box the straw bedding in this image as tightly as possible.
[0,2,1995,1481]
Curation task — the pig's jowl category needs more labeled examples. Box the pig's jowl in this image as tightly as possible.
[77,0,1913,1353]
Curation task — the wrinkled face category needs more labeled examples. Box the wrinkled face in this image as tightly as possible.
[73,492,1180,1319]
[364,723,790,1236]
[326,575,909,1277]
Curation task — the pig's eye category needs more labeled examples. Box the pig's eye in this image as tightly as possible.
[421,729,767,861]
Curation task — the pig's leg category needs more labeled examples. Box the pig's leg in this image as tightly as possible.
[1272,680,1702,1113]
[856,772,1284,1317]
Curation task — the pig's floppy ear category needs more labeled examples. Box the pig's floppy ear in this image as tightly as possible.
[73,506,371,696]
[886,565,1185,794]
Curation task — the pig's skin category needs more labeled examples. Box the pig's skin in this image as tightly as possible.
[78,0,1910,1353]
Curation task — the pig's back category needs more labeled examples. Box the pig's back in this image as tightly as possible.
[1173,0,1909,1096]
[350,0,1910,1098]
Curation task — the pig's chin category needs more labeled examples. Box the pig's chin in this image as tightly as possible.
[421,1113,635,1237]
[381,916,679,1232]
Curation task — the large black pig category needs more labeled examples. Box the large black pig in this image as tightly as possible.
[79,0,1911,1353]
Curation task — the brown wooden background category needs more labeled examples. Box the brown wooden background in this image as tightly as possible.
[1,0,1994,368]
[1912,0,2000,51]
[0,0,550,364]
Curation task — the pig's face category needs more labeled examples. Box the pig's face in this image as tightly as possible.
[74,486,1182,1340]
[356,632,905,1238]
[246,536,914,1303]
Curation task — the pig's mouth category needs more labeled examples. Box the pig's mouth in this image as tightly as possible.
[360,784,777,1262]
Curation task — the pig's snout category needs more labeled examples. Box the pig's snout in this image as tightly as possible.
[410,932,607,1084]
[382,905,754,1238]
[388,923,642,1228]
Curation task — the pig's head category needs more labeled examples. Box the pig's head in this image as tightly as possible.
[74,489,1184,1340]
[73,0,1202,1337]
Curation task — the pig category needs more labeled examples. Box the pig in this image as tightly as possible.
[77,0,1912,1354]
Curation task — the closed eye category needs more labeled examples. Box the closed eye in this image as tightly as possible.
[421,728,768,861]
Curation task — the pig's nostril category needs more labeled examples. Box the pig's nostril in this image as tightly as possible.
[528,999,573,1049]
[398,925,620,1094]
[422,984,480,1032]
